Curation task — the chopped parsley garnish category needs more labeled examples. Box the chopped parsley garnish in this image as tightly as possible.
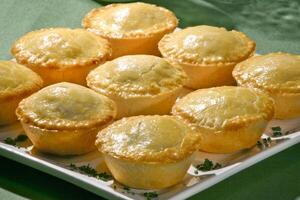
[271,126,282,137]
[69,164,113,181]
[256,140,263,146]
[257,137,272,148]
[143,192,158,200]
[196,159,222,171]
[213,162,222,169]
[262,137,270,144]
[123,186,130,191]
[121,186,135,195]
[4,134,28,146]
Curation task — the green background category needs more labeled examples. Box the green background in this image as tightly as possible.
[0,0,300,199]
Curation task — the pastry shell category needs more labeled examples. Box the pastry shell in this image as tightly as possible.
[233,52,300,119]
[158,25,256,89]
[11,28,111,86]
[87,55,186,119]
[82,2,178,58]
[96,115,200,189]
[172,86,274,153]
[16,82,116,155]
[0,61,43,125]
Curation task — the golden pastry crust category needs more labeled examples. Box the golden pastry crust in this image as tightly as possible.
[87,55,186,118]
[173,86,273,130]
[159,26,255,66]
[11,28,111,69]
[158,26,255,89]
[0,61,43,101]
[233,52,300,119]
[16,82,116,130]
[82,2,178,39]
[87,55,186,98]
[22,123,104,155]
[104,153,193,189]
[82,2,178,58]
[172,86,274,153]
[96,115,200,163]
[233,52,300,93]
[0,61,43,125]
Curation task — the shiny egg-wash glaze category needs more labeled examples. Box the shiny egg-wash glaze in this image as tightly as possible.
[16,82,116,156]
[82,2,178,58]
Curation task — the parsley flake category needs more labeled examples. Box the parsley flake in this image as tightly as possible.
[121,186,135,195]
[69,164,113,181]
[256,140,263,146]
[271,126,282,137]
[196,159,222,171]
[123,186,130,191]
[4,134,28,147]
[143,192,158,200]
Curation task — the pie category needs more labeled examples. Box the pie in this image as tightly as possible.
[86,55,186,119]
[82,2,178,58]
[158,25,256,89]
[11,28,111,86]
[0,60,43,125]
[172,86,274,153]
[96,115,200,189]
[16,82,116,155]
[233,52,300,119]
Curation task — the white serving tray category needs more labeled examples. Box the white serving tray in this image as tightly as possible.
[0,118,299,200]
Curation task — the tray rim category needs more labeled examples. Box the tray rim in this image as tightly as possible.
[0,132,299,200]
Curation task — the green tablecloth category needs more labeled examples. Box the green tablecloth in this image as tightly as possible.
[0,0,299,199]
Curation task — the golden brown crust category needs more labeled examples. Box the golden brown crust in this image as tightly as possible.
[158,26,255,67]
[82,3,178,39]
[172,86,274,131]
[0,61,43,102]
[96,115,200,163]
[22,122,99,155]
[11,28,112,69]
[233,52,300,94]
[86,55,186,98]
[16,82,116,130]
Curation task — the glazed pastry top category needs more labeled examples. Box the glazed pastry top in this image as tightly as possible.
[233,52,300,93]
[11,28,111,68]
[16,82,116,130]
[87,55,186,98]
[82,2,178,38]
[172,86,274,130]
[0,60,43,99]
[96,115,200,163]
[159,25,255,65]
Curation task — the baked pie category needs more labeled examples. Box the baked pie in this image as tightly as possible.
[86,55,186,119]
[233,52,300,119]
[0,61,43,125]
[96,115,200,189]
[82,2,178,58]
[172,86,274,153]
[158,25,256,89]
[11,28,111,86]
[16,82,116,155]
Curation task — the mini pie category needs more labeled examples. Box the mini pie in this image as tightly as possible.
[82,2,178,58]
[11,28,111,86]
[233,52,300,119]
[158,25,256,89]
[172,86,274,153]
[96,115,200,189]
[0,61,43,125]
[16,82,116,156]
[86,55,186,119]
